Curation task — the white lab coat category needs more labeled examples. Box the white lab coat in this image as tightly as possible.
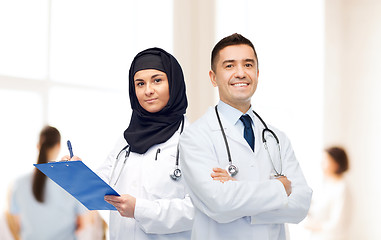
[179,107,312,240]
[97,117,194,240]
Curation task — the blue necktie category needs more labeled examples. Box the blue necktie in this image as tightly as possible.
[240,114,254,151]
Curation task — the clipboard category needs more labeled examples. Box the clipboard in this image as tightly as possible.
[34,161,120,210]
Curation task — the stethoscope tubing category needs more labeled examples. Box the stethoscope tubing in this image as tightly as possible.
[214,106,233,165]
[215,105,283,177]
[111,145,131,186]
[175,117,185,166]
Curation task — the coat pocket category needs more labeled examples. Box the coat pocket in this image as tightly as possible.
[142,154,185,199]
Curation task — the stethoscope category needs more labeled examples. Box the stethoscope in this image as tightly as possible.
[215,106,284,178]
[110,118,185,186]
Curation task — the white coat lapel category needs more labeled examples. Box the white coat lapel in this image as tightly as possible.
[206,107,251,149]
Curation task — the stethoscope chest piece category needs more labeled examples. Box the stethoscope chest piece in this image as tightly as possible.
[273,173,285,178]
[170,168,182,181]
[226,164,238,177]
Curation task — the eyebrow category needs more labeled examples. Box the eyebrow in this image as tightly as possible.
[134,73,165,82]
[151,74,164,79]
[222,58,255,65]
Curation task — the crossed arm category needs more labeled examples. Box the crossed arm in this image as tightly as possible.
[211,167,292,196]
[179,127,312,224]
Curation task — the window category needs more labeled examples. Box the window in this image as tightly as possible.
[0,0,173,217]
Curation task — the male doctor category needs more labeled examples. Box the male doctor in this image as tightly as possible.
[179,33,312,240]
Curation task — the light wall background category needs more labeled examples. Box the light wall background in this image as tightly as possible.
[324,0,381,238]
[0,0,380,239]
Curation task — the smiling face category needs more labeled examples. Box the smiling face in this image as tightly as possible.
[134,69,170,113]
[209,44,259,113]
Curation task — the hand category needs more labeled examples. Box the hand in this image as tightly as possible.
[276,176,292,196]
[60,155,82,161]
[211,168,237,183]
[104,194,136,218]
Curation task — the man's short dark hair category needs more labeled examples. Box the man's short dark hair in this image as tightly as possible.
[211,33,258,72]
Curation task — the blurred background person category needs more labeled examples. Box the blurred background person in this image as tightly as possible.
[0,187,20,240]
[7,126,92,240]
[0,211,15,240]
[76,211,108,240]
[304,146,351,240]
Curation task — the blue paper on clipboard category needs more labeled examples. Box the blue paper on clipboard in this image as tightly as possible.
[34,161,119,210]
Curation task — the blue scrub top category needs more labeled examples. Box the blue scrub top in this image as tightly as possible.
[10,173,87,240]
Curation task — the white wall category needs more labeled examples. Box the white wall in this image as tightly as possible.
[325,0,381,239]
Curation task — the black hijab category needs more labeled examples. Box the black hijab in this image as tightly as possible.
[124,48,188,154]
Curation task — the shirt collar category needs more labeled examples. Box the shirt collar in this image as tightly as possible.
[217,100,255,126]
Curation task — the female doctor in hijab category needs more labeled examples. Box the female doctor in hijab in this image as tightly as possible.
[102,48,193,239]
[66,48,194,240]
